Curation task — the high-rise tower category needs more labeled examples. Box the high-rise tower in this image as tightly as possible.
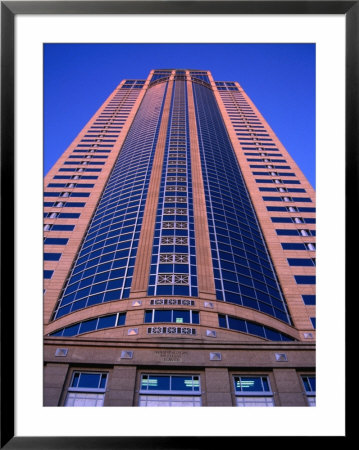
[44,70,315,407]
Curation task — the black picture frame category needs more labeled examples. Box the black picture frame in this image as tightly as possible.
[1,1,353,447]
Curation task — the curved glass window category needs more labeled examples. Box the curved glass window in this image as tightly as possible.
[49,312,126,337]
[218,314,295,341]
[144,309,199,324]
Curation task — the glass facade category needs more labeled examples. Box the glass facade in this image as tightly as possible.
[148,80,198,297]
[53,81,168,319]
[192,82,291,324]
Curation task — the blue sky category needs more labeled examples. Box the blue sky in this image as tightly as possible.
[44,43,315,188]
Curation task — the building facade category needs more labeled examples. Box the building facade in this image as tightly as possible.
[44,69,315,407]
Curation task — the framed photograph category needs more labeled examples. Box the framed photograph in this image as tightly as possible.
[1,1,353,447]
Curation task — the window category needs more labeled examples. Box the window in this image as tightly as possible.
[44,237,69,245]
[144,309,199,325]
[281,243,306,250]
[139,374,201,407]
[302,295,316,305]
[282,196,292,202]
[219,314,294,341]
[293,217,305,224]
[157,274,189,285]
[44,212,80,219]
[233,376,274,406]
[301,375,316,406]
[44,224,75,231]
[287,258,315,267]
[49,313,126,337]
[159,254,188,263]
[294,275,316,285]
[64,372,108,407]
[44,270,54,279]
[276,228,315,237]
[44,253,61,261]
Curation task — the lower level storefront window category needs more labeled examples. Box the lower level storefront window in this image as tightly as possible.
[139,395,201,407]
[64,371,108,407]
[233,375,274,407]
[301,375,316,406]
[139,374,201,407]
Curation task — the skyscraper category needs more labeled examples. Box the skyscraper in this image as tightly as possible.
[44,69,315,407]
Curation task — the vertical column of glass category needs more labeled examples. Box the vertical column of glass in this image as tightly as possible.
[52,82,168,320]
[192,82,291,325]
[148,80,198,297]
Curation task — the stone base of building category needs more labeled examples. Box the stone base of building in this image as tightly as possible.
[44,337,315,407]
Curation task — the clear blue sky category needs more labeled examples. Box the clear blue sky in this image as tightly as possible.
[44,43,315,188]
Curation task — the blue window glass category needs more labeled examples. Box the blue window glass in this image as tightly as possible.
[228,316,246,332]
[218,314,227,328]
[310,317,316,329]
[276,229,299,236]
[50,312,126,337]
[44,270,54,279]
[44,238,68,245]
[302,376,316,392]
[288,258,315,266]
[234,376,270,393]
[117,313,126,326]
[74,373,102,389]
[144,375,170,391]
[97,314,117,329]
[51,225,75,231]
[79,319,98,334]
[154,310,172,323]
[247,322,265,337]
[302,295,316,305]
[281,243,306,250]
[219,314,294,341]
[271,217,292,223]
[191,311,199,324]
[171,376,200,391]
[44,253,61,261]
[294,275,316,284]
[173,310,190,324]
[144,310,153,323]
[64,202,85,207]
[62,324,80,336]
[140,374,200,392]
